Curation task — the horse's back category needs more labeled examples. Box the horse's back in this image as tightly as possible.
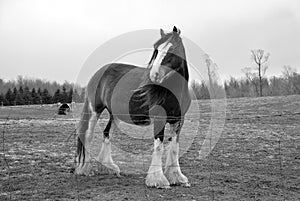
[86,63,146,113]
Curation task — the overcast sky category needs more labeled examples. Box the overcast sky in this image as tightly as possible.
[0,0,299,85]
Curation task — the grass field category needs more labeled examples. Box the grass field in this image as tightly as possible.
[1,95,299,200]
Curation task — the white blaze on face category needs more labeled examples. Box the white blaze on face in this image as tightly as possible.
[150,40,172,83]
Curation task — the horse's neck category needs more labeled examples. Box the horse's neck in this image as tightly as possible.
[141,58,189,89]
[169,59,191,113]
[166,67,189,94]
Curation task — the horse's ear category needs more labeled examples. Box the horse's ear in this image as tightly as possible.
[160,29,165,37]
[173,26,178,33]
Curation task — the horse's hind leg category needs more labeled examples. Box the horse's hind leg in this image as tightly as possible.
[164,120,190,187]
[75,100,100,175]
[96,115,120,176]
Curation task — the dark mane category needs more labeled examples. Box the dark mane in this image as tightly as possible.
[132,73,169,108]
[148,49,158,66]
[133,57,188,109]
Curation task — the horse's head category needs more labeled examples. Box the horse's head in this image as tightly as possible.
[148,26,187,84]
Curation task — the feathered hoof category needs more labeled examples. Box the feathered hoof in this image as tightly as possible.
[108,167,121,178]
[111,164,121,177]
[145,171,170,189]
[104,162,121,177]
[97,162,121,177]
[165,168,189,187]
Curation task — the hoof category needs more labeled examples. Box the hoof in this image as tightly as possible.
[97,161,121,177]
[146,171,170,189]
[105,163,120,177]
[74,163,91,176]
[110,169,121,177]
[164,167,189,186]
[147,182,171,189]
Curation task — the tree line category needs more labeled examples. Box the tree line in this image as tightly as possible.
[190,50,300,99]
[0,76,70,95]
[0,77,85,106]
[190,67,300,99]
[1,49,299,105]
[1,70,299,105]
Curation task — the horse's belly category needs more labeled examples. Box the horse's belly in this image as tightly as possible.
[112,97,151,126]
[115,114,151,126]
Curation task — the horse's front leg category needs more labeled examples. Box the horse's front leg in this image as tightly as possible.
[164,120,190,187]
[145,119,170,189]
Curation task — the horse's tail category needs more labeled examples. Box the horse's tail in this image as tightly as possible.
[77,97,91,166]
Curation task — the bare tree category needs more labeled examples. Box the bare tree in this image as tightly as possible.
[251,49,270,96]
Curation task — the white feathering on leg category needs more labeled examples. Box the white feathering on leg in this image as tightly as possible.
[97,138,120,176]
[164,136,190,186]
[145,139,170,188]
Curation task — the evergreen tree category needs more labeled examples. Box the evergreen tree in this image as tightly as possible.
[16,86,25,105]
[12,87,18,105]
[41,88,52,104]
[67,88,73,103]
[37,88,42,97]
[5,88,13,105]
[0,93,5,106]
[52,89,61,103]
[31,88,41,104]
[23,86,31,105]
[19,86,24,95]
[15,88,25,105]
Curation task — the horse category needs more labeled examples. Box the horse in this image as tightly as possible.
[75,26,191,188]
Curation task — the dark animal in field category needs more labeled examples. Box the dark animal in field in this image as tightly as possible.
[58,103,70,115]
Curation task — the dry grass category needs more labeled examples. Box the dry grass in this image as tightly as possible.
[1,95,299,200]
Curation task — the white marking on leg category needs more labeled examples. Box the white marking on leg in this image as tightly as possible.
[97,138,120,176]
[164,136,190,186]
[145,139,170,188]
[96,121,120,176]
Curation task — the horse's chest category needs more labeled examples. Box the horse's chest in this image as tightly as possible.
[128,95,151,125]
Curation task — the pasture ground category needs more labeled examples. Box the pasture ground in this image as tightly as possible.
[0,95,299,200]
